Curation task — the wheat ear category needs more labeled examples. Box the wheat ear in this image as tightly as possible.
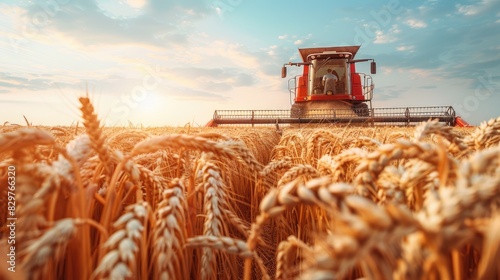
[94,202,151,279]
[153,179,189,280]
[21,219,78,278]
[301,198,418,279]
[247,177,355,256]
[277,164,320,187]
[79,97,113,175]
[465,116,500,151]
[0,128,54,154]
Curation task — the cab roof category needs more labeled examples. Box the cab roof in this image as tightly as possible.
[298,46,361,62]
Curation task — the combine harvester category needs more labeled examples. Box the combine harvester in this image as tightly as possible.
[206,45,471,127]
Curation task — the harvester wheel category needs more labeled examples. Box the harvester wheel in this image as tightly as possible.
[290,103,304,118]
[352,103,369,117]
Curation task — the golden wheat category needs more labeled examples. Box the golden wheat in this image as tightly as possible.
[1,98,499,280]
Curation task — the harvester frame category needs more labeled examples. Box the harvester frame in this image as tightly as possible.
[206,45,469,127]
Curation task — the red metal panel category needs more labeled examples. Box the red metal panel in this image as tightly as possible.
[455,116,472,127]
[295,75,308,102]
[306,94,351,101]
[351,73,363,98]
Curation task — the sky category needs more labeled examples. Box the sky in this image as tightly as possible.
[0,0,499,127]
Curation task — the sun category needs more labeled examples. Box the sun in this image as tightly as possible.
[136,91,160,112]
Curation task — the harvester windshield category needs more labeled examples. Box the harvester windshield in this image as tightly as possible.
[310,58,349,95]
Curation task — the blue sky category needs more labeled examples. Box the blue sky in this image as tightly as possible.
[0,0,499,126]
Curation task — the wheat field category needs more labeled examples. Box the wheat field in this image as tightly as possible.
[1,97,499,280]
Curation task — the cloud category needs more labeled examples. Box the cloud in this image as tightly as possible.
[456,5,479,16]
[126,0,147,9]
[266,45,278,56]
[2,1,498,126]
[373,24,401,44]
[0,99,44,105]
[371,3,500,87]
[161,67,255,92]
[405,19,427,28]
[407,68,434,79]
[374,30,397,44]
[290,34,313,46]
[14,0,214,48]
[375,85,404,101]
[202,41,261,69]
[0,73,77,91]
[1,10,278,110]
[419,85,437,89]
[396,45,414,52]
[455,0,495,16]
[168,86,227,102]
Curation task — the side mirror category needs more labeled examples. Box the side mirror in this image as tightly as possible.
[281,66,287,78]
[370,61,377,74]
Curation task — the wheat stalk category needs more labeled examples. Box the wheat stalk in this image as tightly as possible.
[476,212,500,280]
[275,235,311,280]
[196,154,251,280]
[187,236,270,280]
